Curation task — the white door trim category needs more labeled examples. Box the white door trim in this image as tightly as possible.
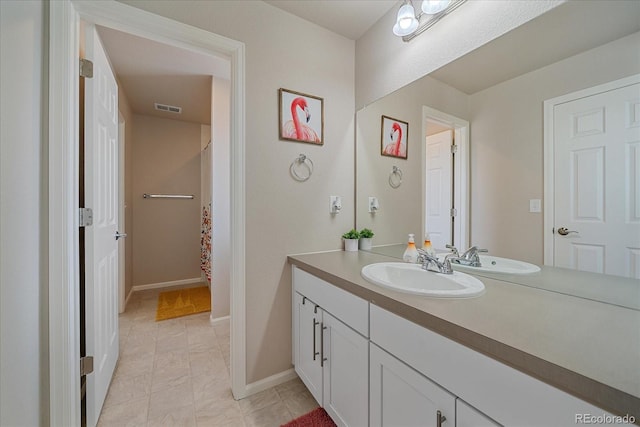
[421,106,470,250]
[542,74,640,266]
[49,2,247,424]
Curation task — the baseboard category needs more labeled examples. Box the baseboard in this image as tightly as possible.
[132,277,203,292]
[243,368,298,398]
[124,287,134,308]
[209,314,230,325]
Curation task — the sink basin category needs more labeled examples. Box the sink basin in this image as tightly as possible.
[438,254,541,275]
[361,262,485,298]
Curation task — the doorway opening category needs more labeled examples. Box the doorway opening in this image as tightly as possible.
[422,106,469,252]
[48,2,246,425]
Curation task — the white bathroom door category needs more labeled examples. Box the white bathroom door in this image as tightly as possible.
[84,23,120,427]
[553,81,640,277]
[425,130,453,250]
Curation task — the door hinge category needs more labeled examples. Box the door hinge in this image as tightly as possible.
[80,356,94,376]
[79,58,93,78]
[79,208,93,227]
[450,208,457,217]
[451,144,458,154]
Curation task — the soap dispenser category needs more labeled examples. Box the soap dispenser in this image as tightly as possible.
[403,234,419,263]
[422,232,436,257]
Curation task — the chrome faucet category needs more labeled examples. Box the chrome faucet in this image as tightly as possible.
[416,249,454,274]
[446,245,488,267]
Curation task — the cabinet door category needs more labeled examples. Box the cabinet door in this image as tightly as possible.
[457,399,501,427]
[293,292,322,404]
[370,343,455,427]
[322,311,369,427]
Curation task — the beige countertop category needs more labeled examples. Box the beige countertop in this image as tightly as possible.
[288,250,640,420]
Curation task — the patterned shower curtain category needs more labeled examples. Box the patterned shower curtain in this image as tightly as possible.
[200,203,212,282]
[201,141,212,283]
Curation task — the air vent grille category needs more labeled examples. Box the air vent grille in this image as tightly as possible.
[154,103,182,114]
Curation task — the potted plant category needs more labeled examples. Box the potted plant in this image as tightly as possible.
[359,228,374,250]
[342,229,360,252]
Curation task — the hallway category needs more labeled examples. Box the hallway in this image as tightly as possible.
[97,286,318,426]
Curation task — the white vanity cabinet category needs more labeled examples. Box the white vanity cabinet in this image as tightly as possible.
[370,305,616,427]
[370,343,455,427]
[292,267,369,427]
[456,399,501,427]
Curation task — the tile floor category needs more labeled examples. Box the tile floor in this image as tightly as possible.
[97,285,319,427]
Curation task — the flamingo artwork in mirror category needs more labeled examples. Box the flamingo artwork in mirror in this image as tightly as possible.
[381,115,408,159]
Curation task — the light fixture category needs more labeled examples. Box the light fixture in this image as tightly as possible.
[393,0,465,42]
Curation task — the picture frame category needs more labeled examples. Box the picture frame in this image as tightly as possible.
[381,115,408,159]
[279,88,324,145]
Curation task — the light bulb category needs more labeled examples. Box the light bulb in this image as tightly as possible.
[393,3,419,36]
[421,0,451,15]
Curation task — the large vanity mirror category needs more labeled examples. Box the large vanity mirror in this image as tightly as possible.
[355,1,640,308]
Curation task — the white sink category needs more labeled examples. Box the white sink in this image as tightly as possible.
[361,262,485,298]
[438,254,541,275]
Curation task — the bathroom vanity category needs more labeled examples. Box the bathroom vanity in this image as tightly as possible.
[288,250,640,427]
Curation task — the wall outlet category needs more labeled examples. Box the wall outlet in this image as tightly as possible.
[330,196,342,214]
[529,199,541,213]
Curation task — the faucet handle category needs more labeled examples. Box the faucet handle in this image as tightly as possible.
[445,244,459,256]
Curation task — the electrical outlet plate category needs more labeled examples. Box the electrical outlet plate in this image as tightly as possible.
[330,196,342,214]
[529,199,541,213]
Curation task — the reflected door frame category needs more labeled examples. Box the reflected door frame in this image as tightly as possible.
[543,73,640,268]
[422,106,469,251]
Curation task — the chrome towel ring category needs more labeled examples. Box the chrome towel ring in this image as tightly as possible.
[290,154,314,182]
[389,166,402,188]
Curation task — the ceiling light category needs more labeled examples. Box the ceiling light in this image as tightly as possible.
[393,2,419,37]
[421,0,451,15]
[393,0,465,42]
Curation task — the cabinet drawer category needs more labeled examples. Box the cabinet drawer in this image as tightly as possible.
[293,266,369,337]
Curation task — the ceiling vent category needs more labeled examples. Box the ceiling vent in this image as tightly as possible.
[154,103,182,114]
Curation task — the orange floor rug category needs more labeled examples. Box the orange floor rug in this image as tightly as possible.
[155,286,211,321]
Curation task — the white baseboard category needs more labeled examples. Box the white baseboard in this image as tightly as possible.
[124,287,134,308]
[243,368,298,398]
[132,277,203,292]
[210,314,230,325]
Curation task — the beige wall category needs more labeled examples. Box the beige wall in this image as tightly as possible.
[119,0,356,383]
[118,83,135,298]
[211,77,230,319]
[0,1,49,425]
[356,76,469,245]
[468,32,640,264]
[131,115,202,286]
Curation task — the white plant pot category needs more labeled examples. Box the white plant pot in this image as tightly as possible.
[359,238,372,250]
[344,239,359,252]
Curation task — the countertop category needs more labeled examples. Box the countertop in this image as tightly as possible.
[287,250,640,420]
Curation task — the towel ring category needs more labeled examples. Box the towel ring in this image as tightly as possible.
[290,154,314,182]
[389,166,403,188]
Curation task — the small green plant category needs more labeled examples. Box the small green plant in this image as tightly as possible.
[342,229,360,239]
[359,228,374,238]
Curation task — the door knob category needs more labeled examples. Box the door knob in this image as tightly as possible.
[115,231,127,240]
[557,227,578,236]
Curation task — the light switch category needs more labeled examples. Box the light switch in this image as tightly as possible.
[330,196,342,214]
[529,199,541,213]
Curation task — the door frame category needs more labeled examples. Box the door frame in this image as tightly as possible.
[421,106,469,251]
[542,74,640,266]
[48,2,247,425]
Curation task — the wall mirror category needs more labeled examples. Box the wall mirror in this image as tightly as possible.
[355,1,640,308]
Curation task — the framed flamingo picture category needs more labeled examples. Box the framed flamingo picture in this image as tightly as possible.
[279,88,324,145]
[381,115,408,159]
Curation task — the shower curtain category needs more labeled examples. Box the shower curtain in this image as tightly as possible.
[201,142,212,282]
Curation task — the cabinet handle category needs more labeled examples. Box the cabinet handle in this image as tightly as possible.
[437,410,447,427]
[320,323,327,367]
[312,319,319,361]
